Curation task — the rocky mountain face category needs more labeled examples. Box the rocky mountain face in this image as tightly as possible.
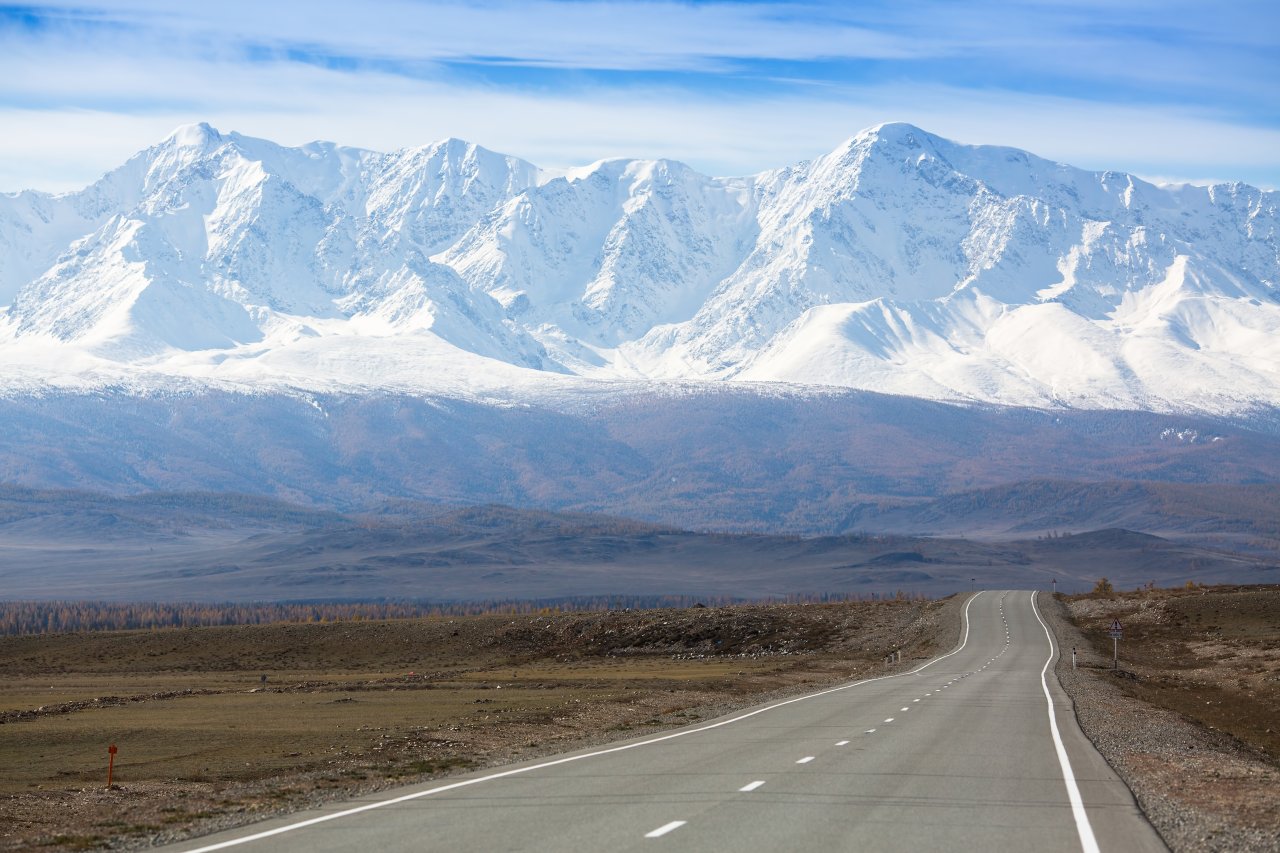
[2,122,1276,413]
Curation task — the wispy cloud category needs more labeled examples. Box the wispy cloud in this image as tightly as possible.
[3,1,1277,191]
[4,1,926,70]
[9,0,1273,97]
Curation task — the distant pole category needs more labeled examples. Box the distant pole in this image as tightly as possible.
[1072,647,1076,670]
[107,744,117,788]
[1052,578,1057,595]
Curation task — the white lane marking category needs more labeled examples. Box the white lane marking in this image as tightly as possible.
[865,728,876,733]
[796,756,815,764]
[739,781,766,792]
[836,740,850,746]
[912,699,920,703]
[645,821,687,838]
[1031,591,1101,853]
[884,717,895,723]
[177,595,985,852]
[901,706,910,711]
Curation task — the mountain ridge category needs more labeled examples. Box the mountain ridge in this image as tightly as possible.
[1,121,1277,414]
[2,385,1277,532]
[0,482,1275,602]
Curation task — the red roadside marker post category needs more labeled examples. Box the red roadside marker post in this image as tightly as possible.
[107,744,117,788]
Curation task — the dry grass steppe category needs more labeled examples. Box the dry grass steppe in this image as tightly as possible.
[0,597,957,851]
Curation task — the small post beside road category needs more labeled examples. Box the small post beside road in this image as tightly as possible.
[1052,578,1057,595]
[1071,646,1076,670]
[1108,619,1123,669]
[106,744,117,788]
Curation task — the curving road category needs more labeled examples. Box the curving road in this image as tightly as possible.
[166,591,1166,852]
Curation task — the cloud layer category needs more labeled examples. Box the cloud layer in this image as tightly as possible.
[4,1,1277,191]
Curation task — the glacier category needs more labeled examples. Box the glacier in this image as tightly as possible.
[1,121,1277,414]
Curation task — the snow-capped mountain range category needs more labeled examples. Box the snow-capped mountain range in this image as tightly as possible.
[2,121,1277,413]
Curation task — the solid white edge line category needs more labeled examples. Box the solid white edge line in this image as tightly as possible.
[645,821,687,838]
[176,593,984,853]
[1031,591,1101,853]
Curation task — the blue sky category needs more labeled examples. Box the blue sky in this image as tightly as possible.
[3,0,1278,191]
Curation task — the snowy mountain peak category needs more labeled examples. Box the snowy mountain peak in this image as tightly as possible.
[855,120,935,146]
[0,123,1276,414]
[166,121,224,150]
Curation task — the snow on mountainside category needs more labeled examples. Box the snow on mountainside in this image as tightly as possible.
[1,121,1276,413]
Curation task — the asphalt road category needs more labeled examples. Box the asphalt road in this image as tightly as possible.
[166,591,1166,852]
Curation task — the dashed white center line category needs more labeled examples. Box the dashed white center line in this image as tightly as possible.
[796,756,815,764]
[645,821,687,838]
[836,740,850,746]
[865,728,876,733]
[739,781,766,792]
[900,706,909,711]
[884,717,895,723]
[912,698,920,702]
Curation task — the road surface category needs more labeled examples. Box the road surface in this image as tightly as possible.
[166,591,1166,852]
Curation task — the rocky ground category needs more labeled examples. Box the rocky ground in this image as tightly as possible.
[1047,585,1280,852]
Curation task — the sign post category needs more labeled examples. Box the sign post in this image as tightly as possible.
[107,744,117,788]
[1108,619,1123,669]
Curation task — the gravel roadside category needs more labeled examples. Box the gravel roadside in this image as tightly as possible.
[1042,595,1280,853]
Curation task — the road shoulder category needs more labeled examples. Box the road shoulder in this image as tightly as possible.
[1043,596,1280,853]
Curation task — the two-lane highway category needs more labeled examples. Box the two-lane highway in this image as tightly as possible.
[167,592,1166,852]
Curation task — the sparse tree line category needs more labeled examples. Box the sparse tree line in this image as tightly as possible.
[0,590,924,636]
[1087,577,1210,598]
